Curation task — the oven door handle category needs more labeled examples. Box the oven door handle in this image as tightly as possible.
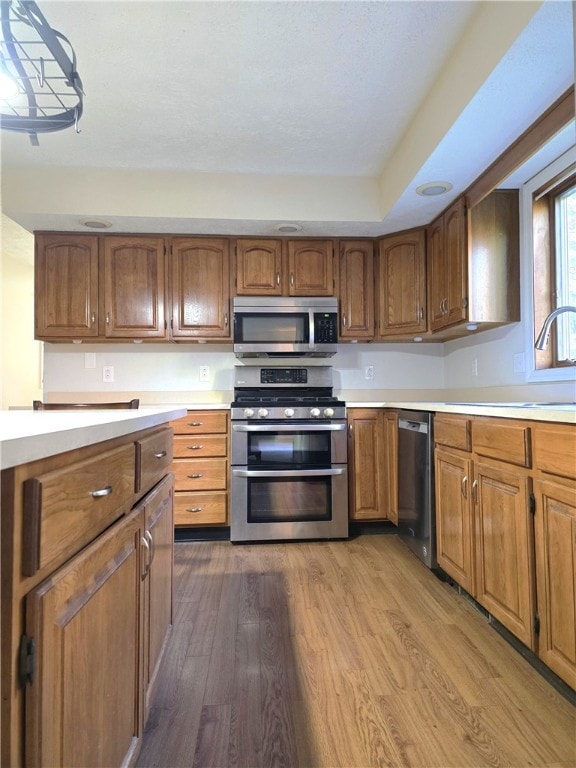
[232,423,346,433]
[231,468,346,478]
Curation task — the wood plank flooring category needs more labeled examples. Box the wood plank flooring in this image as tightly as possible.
[137,535,576,768]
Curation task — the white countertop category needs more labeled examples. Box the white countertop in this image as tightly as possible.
[0,407,186,470]
[346,401,576,423]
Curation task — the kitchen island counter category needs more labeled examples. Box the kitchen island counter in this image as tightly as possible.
[0,407,186,470]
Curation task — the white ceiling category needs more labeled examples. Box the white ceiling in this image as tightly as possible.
[1,0,574,240]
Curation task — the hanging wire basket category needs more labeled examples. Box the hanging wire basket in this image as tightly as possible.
[0,0,83,144]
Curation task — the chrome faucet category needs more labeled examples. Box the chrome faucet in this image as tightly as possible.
[534,305,576,350]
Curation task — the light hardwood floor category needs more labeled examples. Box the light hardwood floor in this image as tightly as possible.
[137,535,576,768]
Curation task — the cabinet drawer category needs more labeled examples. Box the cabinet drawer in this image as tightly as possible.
[136,427,173,494]
[472,419,531,467]
[174,492,227,525]
[434,415,471,451]
[170,411,228,435]
[533,423,576,479]
[172,459,227,491]
[22,443,135,576]
[173,435,227,458]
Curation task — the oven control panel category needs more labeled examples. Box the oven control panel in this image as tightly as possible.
[260,368,308,384]
[237,405,344,420]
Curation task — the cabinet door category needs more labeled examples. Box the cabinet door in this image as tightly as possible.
[533,478,576,689]
[428,198,467,331]
[287,240,334,296]
[435,448,475,594]
[142,475,174,719]
[35,234,99,339]
[474,461,535,648]
[338,240,374,339]
[383,411,399,525]
[443,197,468,327]
[235,238,283,295]
[348,409,385,520]
[103,236,167,338]
[170,238,231,338]
[25,507,144,768]
[377,230,426,337]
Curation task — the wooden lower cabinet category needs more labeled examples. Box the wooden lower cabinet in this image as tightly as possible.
[25,506,144,768]
[533,477,576,689]
[435,414,576,690]
[1,426,175,767]
[474,460,535,648]
[435,447,475,594]
[170,410,229,527]
[348,408,397,522]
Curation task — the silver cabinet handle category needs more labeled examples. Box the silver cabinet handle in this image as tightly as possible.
[224,313,229,327]
[290,273,294,287]
[91,312,96,325]
[145,529,155,567]
[342,313,347,327]
[141,535,151,579]
[187,473,204,478]
[106,312,110,324]
[91,486,113,498]
[276,272,280,286]
[461,475,468,499]
[154,450,167,459]
[188,445,204,450]
[471,479,478,502]
[188,422,203,427]
[420,307,425,321]
[186,507,203,513]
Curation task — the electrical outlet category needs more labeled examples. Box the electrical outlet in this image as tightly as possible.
[199,365,210,382]
[364,365,374,380]
[102,365,114,383]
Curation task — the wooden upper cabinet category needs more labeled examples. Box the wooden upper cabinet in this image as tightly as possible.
[338,240,374,339]
[170,237,231,338]
[428,197,467,332]
[377,229,426,337]
[103,236,167,338]
[235,239,283,295]
[287,240,334,296]
[35,233,99,339]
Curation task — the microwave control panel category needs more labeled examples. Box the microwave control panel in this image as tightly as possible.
[314,313,338,343]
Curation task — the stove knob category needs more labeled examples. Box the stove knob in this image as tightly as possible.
[258,408,269,418]
[324,407,335,418]
[243,408,255,418]
[310,407,321,418]
[284,408,295,418]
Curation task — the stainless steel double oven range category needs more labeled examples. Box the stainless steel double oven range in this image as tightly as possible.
[230,365,348,542]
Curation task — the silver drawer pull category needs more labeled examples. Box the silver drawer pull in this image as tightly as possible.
[186,507,203,513]
[188,422,203,427]
[91,486,113,498]
[187,473,203,479]
[188,445,204,450]
[154,450,167,459]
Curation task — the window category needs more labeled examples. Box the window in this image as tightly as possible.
[533,169,576,369]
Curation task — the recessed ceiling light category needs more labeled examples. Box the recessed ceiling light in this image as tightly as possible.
[415,181,453,197]
[80,218,112,229]
[275,223,303,233]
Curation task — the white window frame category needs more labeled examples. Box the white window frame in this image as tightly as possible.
[522,145,576,382]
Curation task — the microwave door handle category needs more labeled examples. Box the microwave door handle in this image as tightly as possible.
[309,310,315,350]
[232,423,346,433]
[232,468,346,478]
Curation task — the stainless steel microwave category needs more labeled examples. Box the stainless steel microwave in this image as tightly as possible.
[233,296,338,357]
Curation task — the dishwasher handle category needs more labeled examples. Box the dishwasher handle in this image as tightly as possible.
[398,418,429,434]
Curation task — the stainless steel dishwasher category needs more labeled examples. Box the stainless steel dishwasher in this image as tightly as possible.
[397,410,436,569]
